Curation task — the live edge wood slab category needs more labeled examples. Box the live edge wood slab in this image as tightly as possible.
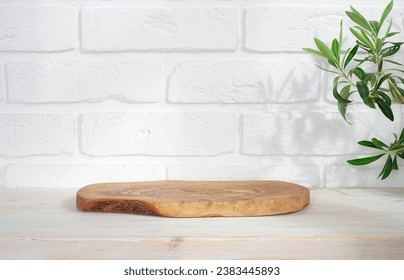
[76,180,310,217]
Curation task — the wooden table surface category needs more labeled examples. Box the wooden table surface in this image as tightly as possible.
[0,188,403,259]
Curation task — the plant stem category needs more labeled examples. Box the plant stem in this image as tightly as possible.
[387,147,404,154]
[337,66,356,87]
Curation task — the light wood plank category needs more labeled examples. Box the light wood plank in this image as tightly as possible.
[1,188,404,259]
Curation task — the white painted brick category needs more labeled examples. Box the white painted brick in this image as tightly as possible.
[81,112,236,156]
[0,6,76,51]
[7,61,161,103]
[0,114,74,156]
[168,61,320,103]
[0,67,2,102]
[168,164,320,187]
[0,168,3,188]
[4,164,164,188]
[326,165,404,187]
[242,112,400,155]
[245,6,403,52]
[81,7,238,51]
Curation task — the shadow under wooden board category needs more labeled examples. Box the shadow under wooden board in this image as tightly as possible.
[76,180,310,218]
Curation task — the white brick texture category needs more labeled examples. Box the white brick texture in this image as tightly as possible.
[7,61,161,103]
[242,112,401,155]
[168,61,320,103]
[0,168,3,188]
[0,67,3,102]
[81,112,236,156]
[0,114,74,156]
[81,7,238,51]
[326,165,404,188]
[402,112,404,127]
[0,6,76,51]
[245,7,403,52]
[168,165,320,187]
[4,164,164,188]
[0,1,402,189]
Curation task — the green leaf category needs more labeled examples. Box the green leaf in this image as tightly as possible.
[386,31,400,38]
[350,27,372,47]
[368,73,377,87]
[376,38,383,53]
[385,59,403,66]
[383,19,393,40]
[380,0,394,27]
[395,76,404,84]
[392,76,404,85]
[333,77,352,104]
[389,144,404,152]
[371,138,383,149]
[332,39,339,60]
[399,128,404,142]
[343,45,359,68]
[376,74,392,90]
[315,64,340,75]
[338,85,353,123]
[376,91,392,106]
[381,45,401,57]
[393,133,399,142]
[360,29,375,48]
[378,59,383,72]
[377,139,388,148]
[357,42,372,52]
[358,140,383,150]
[352,67,366,80]
[392,155,399,170]
[356,81,370,105]
[314,38,337,62]
[338,20,343,54]
[372,138,387,149]
[303,48,328,59]
[346,9,373,32]
[328,59,338,68]
[378,155,393,180]
[398,153,404,160]
[396,87,404,97]
[369,20,379,34]
[375,98,394,121]
[391,68,404,74]
[347,154,385,165]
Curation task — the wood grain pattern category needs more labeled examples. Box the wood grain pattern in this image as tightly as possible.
[76,180,310,217]
[1,188,404,259]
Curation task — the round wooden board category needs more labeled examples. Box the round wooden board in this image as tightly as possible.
[76,180,310,217]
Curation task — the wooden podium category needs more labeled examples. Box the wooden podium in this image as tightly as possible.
[76,180,310,217]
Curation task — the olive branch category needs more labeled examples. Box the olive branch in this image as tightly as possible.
[304,0,404,179]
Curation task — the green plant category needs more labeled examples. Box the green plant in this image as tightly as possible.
[304,0,404,179]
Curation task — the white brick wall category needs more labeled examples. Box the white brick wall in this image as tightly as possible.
[325,165,404,187]
[0,168,3,188]
[0,0,402,189]
[0,6,76,51]
[0,114,74,156]
[168,61,320,103]
[81,7,238,51]
[7,61,161,103]
[242,112,400,155]
[81,112,235,156]
[5,164,164,188]
[245,6,404,52]
[0,66,3,102]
